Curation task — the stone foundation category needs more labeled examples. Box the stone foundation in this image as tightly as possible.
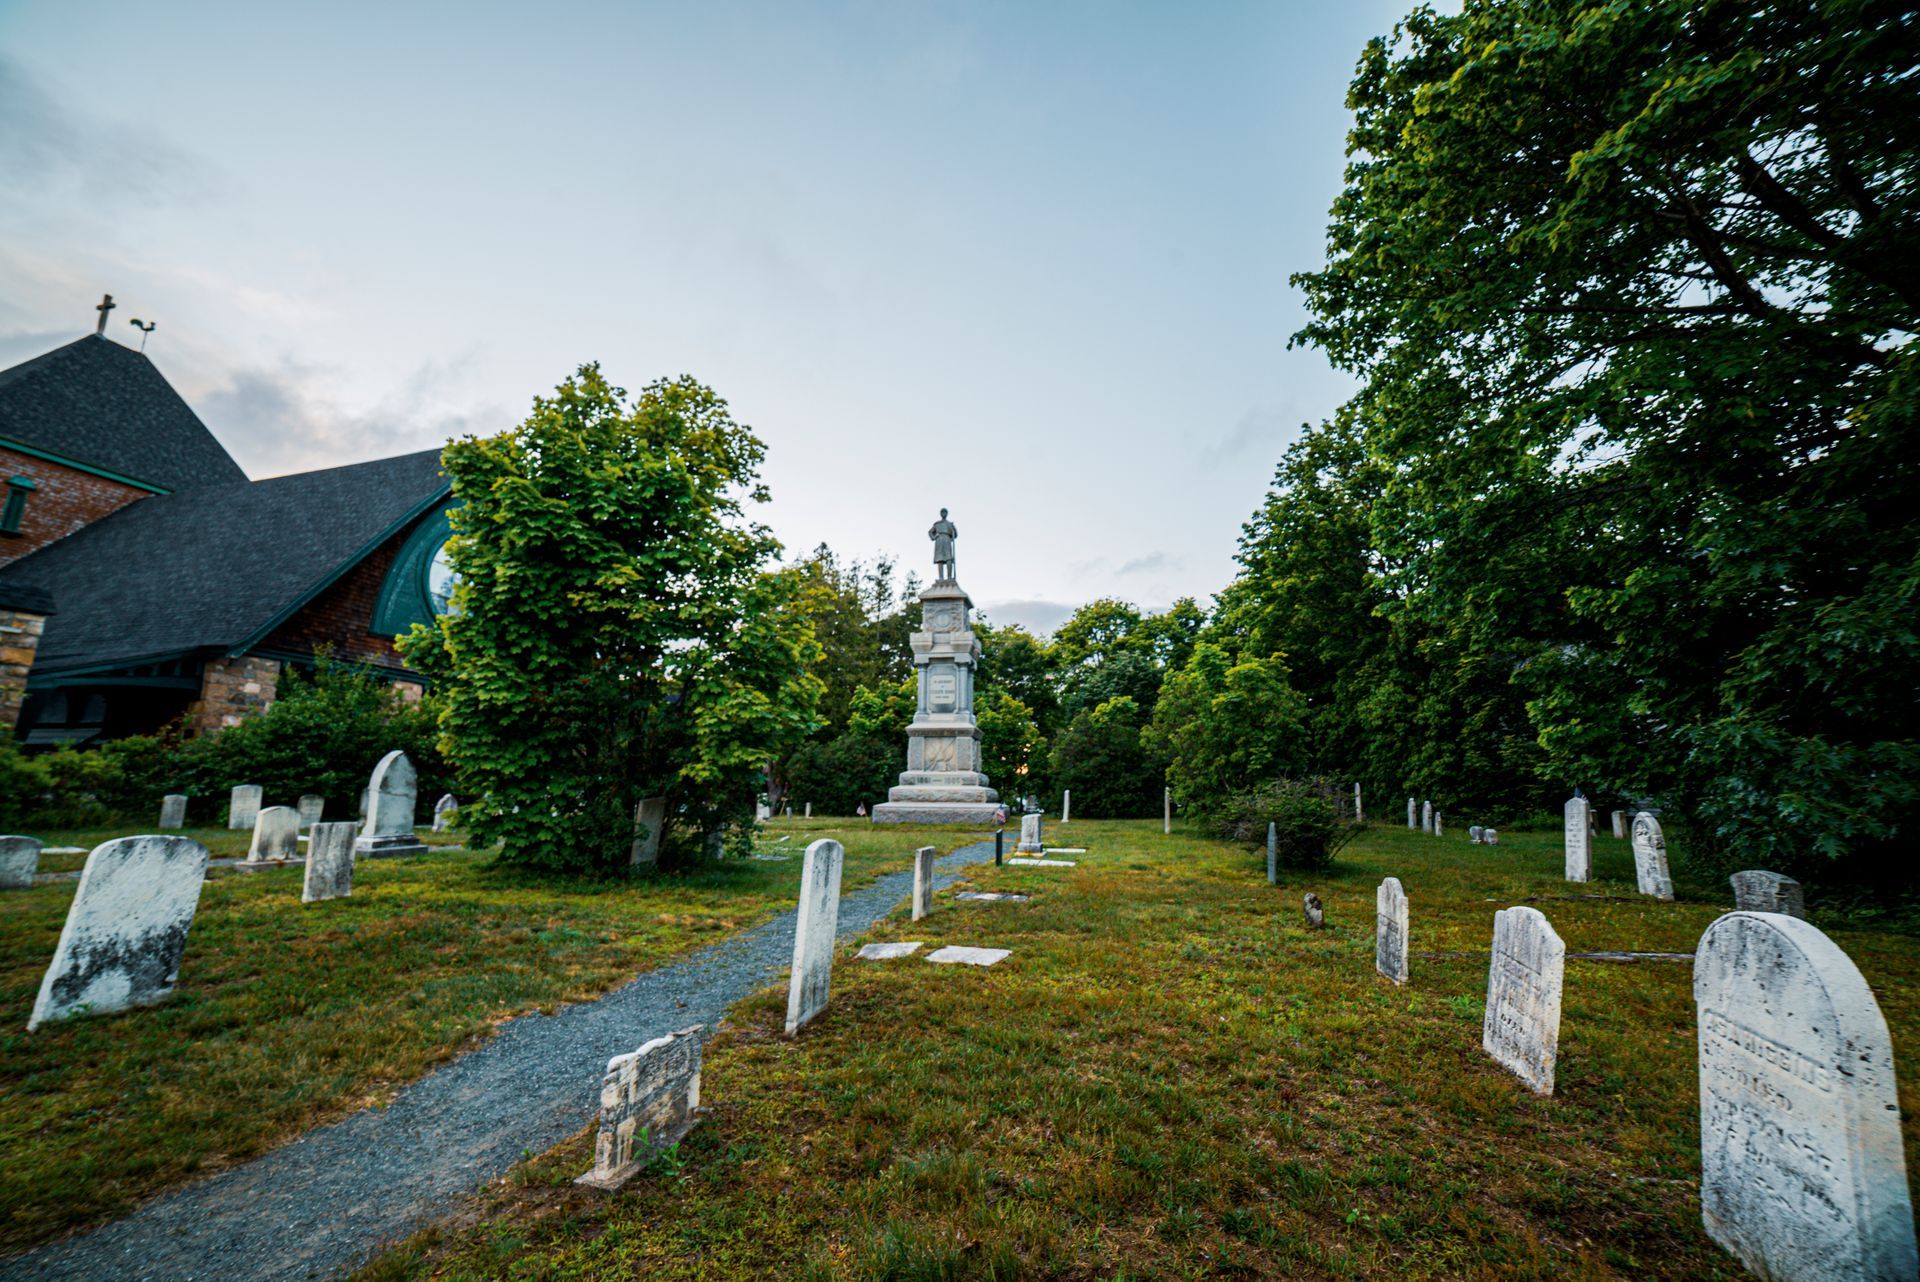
[192,655,281,734]
[0,605,48,731]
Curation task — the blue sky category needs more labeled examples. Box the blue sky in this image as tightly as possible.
[0,0,1412,633]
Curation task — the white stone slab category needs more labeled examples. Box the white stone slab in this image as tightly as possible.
[1563,797,1592,882]
[857,941,924,960]
[1016,812,1043,853]
[302,822,357,903]
[228,784,262,830]
[785,838,844,1034]
[1042,847,1087,854]
[1631,812,1674,900]
[1482,906,1564,1094]
[1376,876,1408,985]
[1483,828,1499,846]
[356,750,426,857]
[246,805,300,863]
[159,794,187,829]
[1695,912,1918,1281]
[1006,858,1075,867]
[1468,825,1484,844]
[955,892,1029,902]
[911,845,936,921]
[0,835,42,889]
[1730,869,1805,918]
[926,946,1010,967]
[1434,810,1443,837]
[1061,789,1070,823]
[28,836,209,1031]
[576,1025,704,1191]
[1421,800,1433,833]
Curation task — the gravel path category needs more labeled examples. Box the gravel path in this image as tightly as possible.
[4,838,1000,1282]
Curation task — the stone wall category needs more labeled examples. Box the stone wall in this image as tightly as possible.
[0,607,47,729]
[0,446,153,569]
[192,655,281,733]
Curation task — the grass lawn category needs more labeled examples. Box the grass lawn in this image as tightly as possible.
[0,815,985,1254]
[356,818,1920,1281]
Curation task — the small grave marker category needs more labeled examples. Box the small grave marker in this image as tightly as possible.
[1730,870,1805,919]
[303,822,357,903]
[1016,812,1043,853]
[297,794,324,828]
[926,946,1010,967]
[912,845,935,921]
[1376,877,1408,985]
[159,794,187,829]
[1484,828,1499,846]
[956,892,1028,903]
[785,838,844,1034]
[576,1025,705,1191]
[1422,800,1433,833]
[228,784,262,830]
[1062,789,1071,823]
[1469,825,1483,844]
[1631,812,1675,900]
[0,835,42,889]
[1406,797,1416,829]
[1611,808,1626,839]
[631,796,666,869]
[857,942,923,960]
[1303,892,1325,929]
[432,793,457,832]
[1266,821,1277,885]
[246,806,299,864]
[1482,906,1564,1094]
[1563,796,1592,883]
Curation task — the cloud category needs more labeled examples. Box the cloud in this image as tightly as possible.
[1117,551,1179,577]
[1208,404,1304,463]
[976,599,1077,637]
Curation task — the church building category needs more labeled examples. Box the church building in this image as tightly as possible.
[0,302,457,745]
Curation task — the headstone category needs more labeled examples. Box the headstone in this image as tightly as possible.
[1563,796,1592,882]
[355,751,427,857]
[575,1025,705,1191]
[1302,892,1324,929]
[1421,800,1433,833]
[804,802,812,818]
[1482,906,1564,1094]
[1611,808,1626,839]
[1406,797,1416,829]
[784,838,844,1034]
[297,794,324,828]
[27,836,209,1031]
[857,942,923,960]
[1163,786,1171,834]
[755,801,771,821]
[227,783,262,830]
[1006,857,1075,867]
[159,794,187,829]
[956,892,1029,903]
[926,946,1010,966]
[1354,781,1363,824]
[1483,828,1499,846]
[912,845,936,921]
[246,805,299,863]
[1469,824,1483,844]
[1266,821,1277,886]
[0,835,42,889]
[1694,912,1918,1281]
[1062,789,1071,823]
[1376,877,1408,985]
[1433,810,1443,838]
[1630,812,1675,900]
[1731,870,1806,919]
[429,793,456,832]
[631,796,667,869]
[302,821,357,902]
[1016,812,1043,854]
[357,785,369,819]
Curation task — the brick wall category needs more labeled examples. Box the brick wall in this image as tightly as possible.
[0,446,154,568]
[192,655,281,733]
[258,510,433,670]
[0,608,47,729]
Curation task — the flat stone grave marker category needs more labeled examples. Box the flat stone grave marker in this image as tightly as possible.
[159,794,187,829]
[1631,812,1675,900]
[1042,847,1087,853]
[28,835,209,1031]
[785,838,844,1034]
[955,892,1029,903]
[1303,892,1325,929]
[1016,812,1043,853]
[1376,877,1408,985]
[1482,905,1565,1094]
[911,845,935,921]
[857,942,923,960]
[303,822,357,903]
[432,793,457,832]
[246,806,299,864]
[297,794,324,828]
[356,750,427,857]
[576,1025,705,1191]
[1731,870,1806,919]
[0,835,42,889]
[1563,796,1592,882]
[1695,912,1918,1281]
[1006,857,1075,867]
[926,946,1010,967]
[228,783,262,830]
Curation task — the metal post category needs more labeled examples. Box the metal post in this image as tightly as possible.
[995,829,1003,866]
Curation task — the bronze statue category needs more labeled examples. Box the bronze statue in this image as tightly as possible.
[928,508,958,579]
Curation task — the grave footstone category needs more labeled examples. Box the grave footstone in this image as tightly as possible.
[296,794,324,828]
[1631,812,1675,901]
[785,838,844,1034]
[432,793,457,832]
[1434,810,1443,838]
[1016,812,1043,854]
[1611,808,1626,839]
[1266,821,1277,886]
[355,751,427,857]
[1694,912,1918,1281]
[631,796,667,869]
[228,784,262,830]
[0,835,42,889]
[1303,892,1325,929]
[246,806,299,864]
[857,942,923,960]
[926,946,1009,966]
[1731,870,1806,919]
[1062,789,1071,823]
[1563,796,1592,883]
[1376,877,1409,985]
[302,821,357,903]
[1407,797,1417,829]
[28,836,209,1031]
[912,845,935,921]
[159,794,187,829]
[1482,906,1564,1094]
[575,1025,705,1191]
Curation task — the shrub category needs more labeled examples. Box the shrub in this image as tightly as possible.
[1209,777,1359,871]
[784,733,898,816]
[1048,696,1163,819]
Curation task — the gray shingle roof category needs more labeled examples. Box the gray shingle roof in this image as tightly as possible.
[0,335,248,491]
[0,448,449,674]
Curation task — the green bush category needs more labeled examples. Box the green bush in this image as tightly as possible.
[1048,696,1163,819]
[1209,777,1359,871]
[783,732,897,816]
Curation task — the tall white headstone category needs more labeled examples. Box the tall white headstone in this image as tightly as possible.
[785,838,844,1034]
[1630,812,1675,900]
[1433,810,1443,838]
[631,796,667,869]
[804,802,812,818]
[1407,797,1416,829]
[246,805,299,863]
[1482,906,1564,1094]
[28,836,209,1030]
[0,835,42,890]
[303,821,357,903]
[912,845,936,921]
[1421,800,1433,833]
[1353,781,1363,824]
[1563,797,1592,883]
[1731,870,1806,919]
[228,784,262,831]
[1266,821,1277,886]
[355,751,426,857]
[1017,812,1043,854]
[1376,877,1408,985]
[158,794,187,829]
[1695,912,1918,1282]
[1061,789,1071,823]
[1164,786,1172,834]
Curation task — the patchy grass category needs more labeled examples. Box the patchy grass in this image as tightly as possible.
[0,816,982,1253]
[25,825,469,875]
[357,819,1920,1280]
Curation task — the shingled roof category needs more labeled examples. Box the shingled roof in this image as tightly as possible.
[0,448,449,675]
[0,335,248,492]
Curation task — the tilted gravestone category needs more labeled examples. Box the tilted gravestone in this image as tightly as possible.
[297,794,324,828]
[1694,912,1918,1281]
[246,806,299,864]
[1731,870,1806,919]
[1611,808,1626,839]
[0,835,42,890]
[1302,892,1325,929]
[1631,812,1675,901]
[1016,812,1043,853]
[576,1025,705,1191]
[432,793,457,832]
[1563,797,1592,883]
[912,845,936,922]
[28,836,209,1031]
[1482,906,1565,1094]
[1376,877,1408,985]
[158,794,187,829]
[1406,797,1416,829]
[355,751,426,858]
[785,838,845,1034]
[227,783,262,831]
[631,796,667,869]
[303,822,357,903]
[1266,821,1277,886]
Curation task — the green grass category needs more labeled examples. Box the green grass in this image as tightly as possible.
[24,825,469,875]
[354,819,1920,1280]
[0,816,984,1253]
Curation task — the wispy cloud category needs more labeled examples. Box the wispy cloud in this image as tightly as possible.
[1117,551,1179,577]
[977,599,1077,636]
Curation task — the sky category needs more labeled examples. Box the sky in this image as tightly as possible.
[0,0,1411,634]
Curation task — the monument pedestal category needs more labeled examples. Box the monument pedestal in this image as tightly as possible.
[871,572,1000,826]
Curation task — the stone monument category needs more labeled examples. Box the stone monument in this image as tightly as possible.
[1016,812,1043,854]
[303,822,357,903]
[1731,870,1806,918]
[297,794,325,828]
[245,806,299,864]
[355,751,427,858]
[159,794,187,829]
[873,511,1001,826]
[228,783,262,831]
[912,845,936,921]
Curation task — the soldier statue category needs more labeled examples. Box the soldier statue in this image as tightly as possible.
[928,508,958,579]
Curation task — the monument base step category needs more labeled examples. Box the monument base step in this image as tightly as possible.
[873,801,1004,826]
[886,784,998,803]
[895,771,990,788]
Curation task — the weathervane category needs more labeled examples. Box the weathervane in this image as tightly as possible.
[128,318,157,352]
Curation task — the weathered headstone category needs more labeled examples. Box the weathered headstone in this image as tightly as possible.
[431,793,457,832]
[302,821,357,903]
[158,794,187,829]
[0,835,42,889]
[1406,797,1416,829]
[804,802,812,818]
[355,750,426,857]
[1016,812,1043,854]
[227,783,262,830]
[1483,828,1499,846]
[755,801,771,820]
[575,1025,705,1191]
[1433,810,1443,838]
[1354,781,1363,824]
[1062,789,1071,823]
[1482,906,1564,1094]
[1266,821,1277,886]
[785,838,844,1034]
[246,805,299,864]
[28,836,209,1031]
[1163,786,1171,834]
[1303,892,1324,929]
[1421,800,1433,833]
[1731,870,1806,919]
[296,794,324,828]
[631,796,667,869]
[912,845,936,921]
[1376,877,1408,985]
[1630,812,1675,900]
[1563,796,1592,883]
[1611,808,1626,839]
[1694,912,1918,1281]
[1469,824,1484,844]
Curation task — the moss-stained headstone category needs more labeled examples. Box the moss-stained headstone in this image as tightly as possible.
[1563,797,1591,882]
[303,822,357,903]
[576,1025,705,1191]
[785,838,844,1034]
[1376,877,1408,985]
[355,750,426,858]
[0,834,42,889]
[1731,870,1806,919]
[158,794,187,829]
[1482,906,1564,1094]
[911,845,936,921]
[1631,812,1675,901]
[245,806,299,864]
[227,784,262,831]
